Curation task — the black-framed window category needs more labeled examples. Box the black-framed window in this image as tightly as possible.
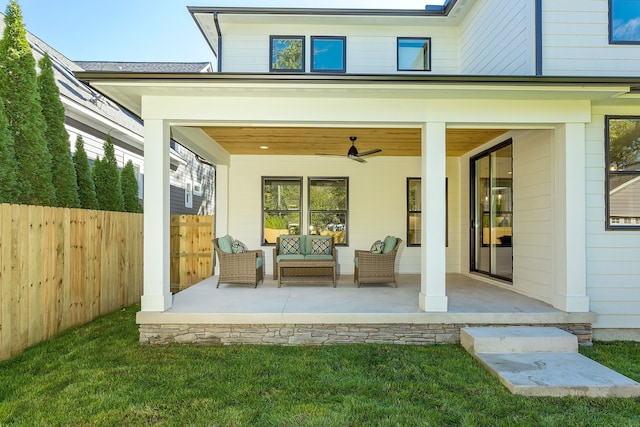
[605,116,640,229]
[397,37,431,71]
[311,36,346,73]
[262,177,302,244]
[609,0,640,44]
[308,177,348,245]
[407,178,421,246]
[270,36,305,72]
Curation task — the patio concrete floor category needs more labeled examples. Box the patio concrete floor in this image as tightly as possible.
[150,274,595,326]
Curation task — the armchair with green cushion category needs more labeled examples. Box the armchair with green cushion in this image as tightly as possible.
[354,236,402,287]
[213,235,264,288]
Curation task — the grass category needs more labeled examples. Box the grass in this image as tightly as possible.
[1,306,639,426]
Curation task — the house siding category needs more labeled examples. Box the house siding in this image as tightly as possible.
[460,0,535,75]
[586,106,640,330]
[542,0,640,76]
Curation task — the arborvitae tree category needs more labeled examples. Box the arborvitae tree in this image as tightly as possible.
[0,0,55,206]
[121,160,143,213]
[0,99,18,203]
[93,134,124,211]
[72,135,98,210]
[38,53,80,208]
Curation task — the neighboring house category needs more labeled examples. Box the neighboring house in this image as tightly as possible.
[0,14,215,215]
[78,0,640,340]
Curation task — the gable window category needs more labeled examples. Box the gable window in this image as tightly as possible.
[311,36,346,73]
[397,37,431,71]
[308,177,348,245]
[605,116,640,229]
[270,36,305,72]
[407,178,421,246]
[262,177,302,244]
[609,0,640,43]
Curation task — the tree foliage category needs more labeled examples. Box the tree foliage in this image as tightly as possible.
[121,160,142,213]
[38,53,80,208]
[273,39,303,70]
[0,99,18,203]
[0,0,55,206]
[609,118,640,171]
[93,135,124,211]
[72,135,98,210]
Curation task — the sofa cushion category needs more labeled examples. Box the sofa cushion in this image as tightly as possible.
[276,254,305,263]
[280,236,302,255]
[370,240,384,254]
[256,257,263,269]
[218,235,234,254]
[382,236,397,254]
[310,237,332,255]
[231,239,247,254]
[304,254,334,261]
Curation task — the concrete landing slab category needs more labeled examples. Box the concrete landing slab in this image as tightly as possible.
[461,326,578,354]
[474,351,640,397]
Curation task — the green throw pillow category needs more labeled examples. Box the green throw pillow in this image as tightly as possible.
[382,236,397,254]
[218,235,233,253]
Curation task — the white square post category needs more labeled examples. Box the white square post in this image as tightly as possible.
[420,122,448,312]
[141,119,172,312]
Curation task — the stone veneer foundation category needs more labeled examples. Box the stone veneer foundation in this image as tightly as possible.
[139,323,593,346]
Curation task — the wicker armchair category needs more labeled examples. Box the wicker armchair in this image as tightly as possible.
[354,238,402,287]
[213,238,264,288]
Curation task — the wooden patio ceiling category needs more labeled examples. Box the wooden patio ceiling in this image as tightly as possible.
[201,126,509,157]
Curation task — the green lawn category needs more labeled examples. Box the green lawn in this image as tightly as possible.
[1,305,639,426]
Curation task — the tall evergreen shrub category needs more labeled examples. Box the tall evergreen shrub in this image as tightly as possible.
[0,99,18,203]
[121,160,143,213]
[38,53,80,208]
[72,135,98,210]
[0,0,55,206]
[93,134,124,211]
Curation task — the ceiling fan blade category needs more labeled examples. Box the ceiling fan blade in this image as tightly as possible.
[348,154,366,163]
[358,148,382,157]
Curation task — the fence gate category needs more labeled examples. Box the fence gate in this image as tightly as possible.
[170,215,214,293]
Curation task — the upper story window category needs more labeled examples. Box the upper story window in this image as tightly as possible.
[606,116,640,229]
[610,0,640,44]
[397,37,431,71]
[311,36,346,73]
[270,36,305,72]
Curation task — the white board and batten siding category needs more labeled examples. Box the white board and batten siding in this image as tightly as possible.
[585,106,640,333]
[543,0,640,76]
[459,0,535,75]
[221,23,459,74]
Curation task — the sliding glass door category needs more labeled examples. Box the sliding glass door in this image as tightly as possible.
[471,140,513,281]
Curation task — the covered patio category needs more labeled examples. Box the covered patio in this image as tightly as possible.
[137,274,595,346]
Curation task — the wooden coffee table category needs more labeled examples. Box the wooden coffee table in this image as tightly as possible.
[277,259,336,288]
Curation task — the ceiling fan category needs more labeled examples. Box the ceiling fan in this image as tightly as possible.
[345,136,382,163]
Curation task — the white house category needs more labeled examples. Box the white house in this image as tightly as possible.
[78,0,640,343]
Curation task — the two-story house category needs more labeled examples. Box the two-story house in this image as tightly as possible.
[78,0,640,344]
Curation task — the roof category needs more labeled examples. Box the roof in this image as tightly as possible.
[76,61,213,73]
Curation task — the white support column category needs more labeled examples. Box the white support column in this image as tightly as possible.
[553,123,590,312]
[213,165,230,276]
[420,122,448,312]
[141,119,172,312]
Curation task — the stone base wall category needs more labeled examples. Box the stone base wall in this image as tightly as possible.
[139,323,592,346]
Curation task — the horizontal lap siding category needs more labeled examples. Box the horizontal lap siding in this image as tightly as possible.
[460,0,534,75]
[543,0,640,75]
[512,130,553,303]
[586,107,640,329]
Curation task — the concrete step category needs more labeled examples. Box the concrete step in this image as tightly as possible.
[461,326,640,397]
[461,326,578,354]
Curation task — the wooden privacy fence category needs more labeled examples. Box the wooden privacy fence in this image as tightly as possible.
[0,204,143,361]
[170,215,214,293]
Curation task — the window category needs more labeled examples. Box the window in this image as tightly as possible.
[270,36,305,72]
[609,0,640,43]
[185,179,193,209]
[605,116,640,229]
[407,178,421,246]
[262,177,302,244]
[397,37,431,71]
[311,36,346,73]
[308,177,348,245]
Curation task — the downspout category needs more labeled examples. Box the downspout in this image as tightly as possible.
[535,0,542,76]
[214,12,223,73]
